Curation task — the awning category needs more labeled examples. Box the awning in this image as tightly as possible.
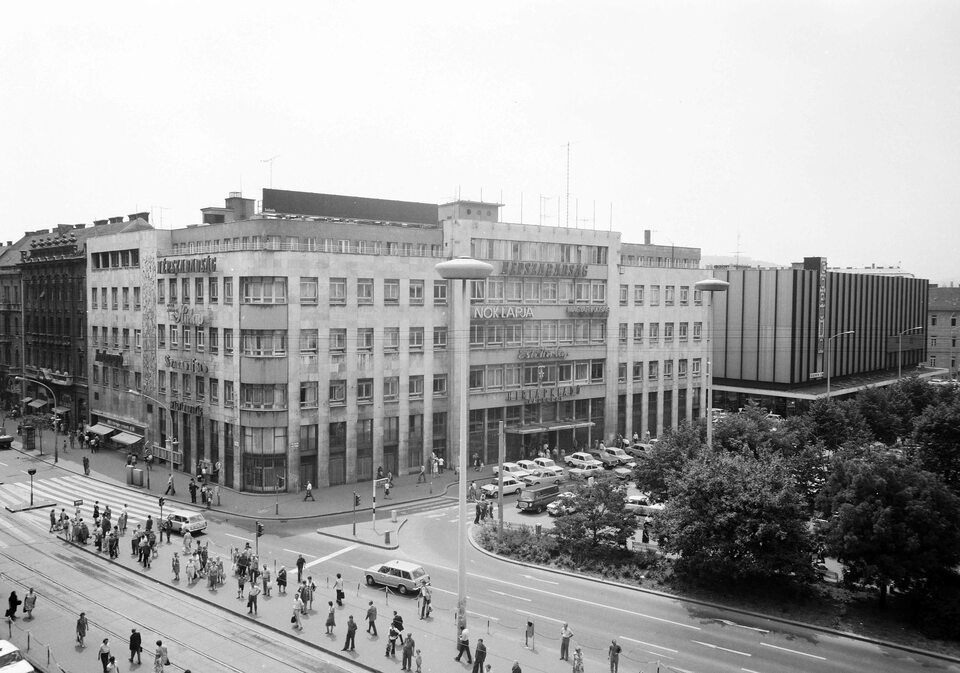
[28,399,47,409]
[111,432,143,446]
[52,406,70,415]
[504,420,595,435]
[87,424,115,436]
[21,397,33,405]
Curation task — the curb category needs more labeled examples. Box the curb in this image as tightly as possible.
[3,501,57,513]
[317,518,409,550]
[466,525,960,666]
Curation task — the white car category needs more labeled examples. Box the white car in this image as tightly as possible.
[624,495,665,517]
[492,462,530,481]
[546,492,578,516]
[481,476,526,497]
[521,468,564,486]
[0,640,34,673]
[604,447,636,467]
[516,459,538,473]
[532,457,565,479]
[564,452,603,470]
[567,466,603,481]
[364,560,430,595]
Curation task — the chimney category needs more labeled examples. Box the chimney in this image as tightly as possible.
[128,212,150,223]
[644,230,651,245]
[108,216,124,224]
[93,219,108,226]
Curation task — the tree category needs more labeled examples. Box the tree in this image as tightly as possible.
[815,450,960,607]
[632,422,703,501]
[552,475,638,554]
[802,399,872,451]
[910,397,960,493]
[854,386,904,445]
[657,452,813,582]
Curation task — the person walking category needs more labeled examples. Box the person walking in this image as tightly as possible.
[98,638,111,673]
[6,591,21,621]
[22,589,36,620]
[365,600,378,635]
[572,646,585,673]
[277,566,288,594]
[83,455,90,476]
[512,661,522,673]
[560,622,573,660]
[303,481,315,501]
[385,622,400,657]
[105,655,120,673]
[608,639,622,673]
[155,641,169,669]
[401,632,416,670]
[334,572,344,606]
[471,638,487,673]
[291,596,303,631]
[454,626,472,664]
[128,628,142,664]
[415,648,423,673]
[164,474,175,495]
[325,600,336,634]
[419,583,432,619]
[295,554,306,583]
[342,615,357,651]
[417,464,426,484]
[247,581,261,615]
[76,612,89,648]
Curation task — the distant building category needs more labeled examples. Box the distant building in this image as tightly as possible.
[928,285,960,379]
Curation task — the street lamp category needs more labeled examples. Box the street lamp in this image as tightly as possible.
[27,468,36,507]
[825,330,856,398]
[127,389,176,483]
[898,326,924,379]
[694,278,729,452]
[435,256,493,636]
[16,376,58,463]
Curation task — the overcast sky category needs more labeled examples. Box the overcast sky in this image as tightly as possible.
[2,1,958,284]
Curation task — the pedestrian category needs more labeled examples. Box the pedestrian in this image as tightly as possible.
[525,620,534,648]
[237,569,247,598]
[608,639,622,673]
[105,655,120,673]
[415,648,423,673]
[401,632,416,670]
[365,600,378,635]
[83,455,90,476]
[454,626,472,663]
[334,572,344,606]
[277,565,288,594]
[419,583,432,619]
[291,597,303,631]
[474,500,481,524]
[512,661,522,673]
[172,552,181,581]
[303,481,315,501]
[385,623,400,657]
[417,464,426,483]
[296,554,306,583]
[76,612,88,647]
[384,479,391,499]
[22,588,36,620]
[165,474,175,495]
[153,648,164,673]
[247,582,261,615]
[471,638,487,673]
[129,628,142,664]
[5,591,21,620]
[342,615,357,651]
[188,478,198,503]
[98,638,111,673]
[325,600,336,635]
[262,564,271,596]
[572,646,584,673]
[155,640,169,668]
[560,622,573,661]
[306,576,317,609]
[49,508,57,532]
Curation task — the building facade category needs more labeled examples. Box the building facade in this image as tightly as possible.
[928,286,960,379]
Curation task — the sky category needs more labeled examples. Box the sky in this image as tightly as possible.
[2,1,958,284]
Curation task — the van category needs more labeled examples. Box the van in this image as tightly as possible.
[516,484,560,513]
[166,510,207,536]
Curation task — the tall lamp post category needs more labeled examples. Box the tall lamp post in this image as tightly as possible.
[16,376,58,463]
[694,278,729,452]
[825,330,855,398]
[435,256,493,636]
[897,326,924,379]
[127,389,176,483]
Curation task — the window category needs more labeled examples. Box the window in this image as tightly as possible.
[384,376,399,401]
[122,287,130,310]
[134,371,142,392]
[241,277,287,304]
[209,327,219,354]
[111,287,119,310]
[523,280,540,303]
[196,326,205,351]
[170,372,179,395]
[931,337,938,348]
[224,328,234,355]
[487,366,504,390]
[505,364,521,388]
[506,279,523,302]
[92,287,98,309]
[664,360,674,379]
[357,378,374,403]
[330,278,347,305]
[122,328,130,350]
[471,324,486,347]
[619,284,629,305]
[182,278,190,303]
[678,359,688,377]
[650,285,660,306]
[618,323,628,345]
[182,325,191,350]
[409,375,424,399]
[409,280,425,305]
[329,380,346,405]
[930,356,937,367]
[156,281,164,305]
[358,328,374,351]
[240,383,289,409]
[692,358,701,376]
[224,277,234,304]
[575,280,590,303]
[379,279,399,306]
[649,323,659,340]
[357,278,374,304]
[210,377,219,403]
[541,280,556,303]
[300,277,318,304]
[300,381,318,408]
[409,327,424,350]
[590,360,604,382]
[240,330,287,356]
[648,361,659,380]
[330,328,347,352]
[135,329,142,351]
[664,322,674,341]
[195,278,204,304]
[953,315,958,327]
[634,323,644,344]
[434,327,447,350]
[170,325,179,347]
[679,286,689,305]
[157,325,166,348]
[433,280,448,305]
[694,289,703,305]
[590,281,606,303]
[157,370,166,393]
[632,361,643,382]
[468,366,485,391]
[665,286,675,306]
[679,322,688,341]
[224,380,235,407]
[559,279,574,303]
[92,326,99,346]
[433,374,448,397]
[209,278,218,304]
[196,376,206,400]
[693,322,702,341]
[300,329,318,354]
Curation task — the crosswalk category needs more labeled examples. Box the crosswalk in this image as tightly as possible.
[0,474,203,539]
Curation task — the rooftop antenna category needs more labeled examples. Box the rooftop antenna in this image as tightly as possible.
[734,231,742,266]
[563,142,573,227]
[152,205,171,229]
[260,155,280,189]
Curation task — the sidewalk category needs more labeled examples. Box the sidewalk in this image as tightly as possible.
[0,416,460,527]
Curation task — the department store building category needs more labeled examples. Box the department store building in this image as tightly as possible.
[86,189,710,493]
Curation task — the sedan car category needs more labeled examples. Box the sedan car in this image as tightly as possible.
[624,495,665,517]
[364,560,430,595]
[492,462,530,481]
[0,640,34,673]
[546,492,578,516]
[481,476,526,497]
[532,457,565,479]
[624,443,652,459]
[521,468,564,486]
[516,459,538,473]
[604,447,636,467]
[567,466,603,481]
[564,451,603,470]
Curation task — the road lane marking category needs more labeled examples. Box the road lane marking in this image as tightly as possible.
[467,610,500,621]
[490,589,531,602]
[718,618,770,634]
[516,610,564,624]
[619,637,678,653]
[742,668,765,673]
[225,533,250,542]
[283,548,311,556]
[521,574,559,585]
[305,544,358,568]
[759,642,826,660]
[693,640,752,657]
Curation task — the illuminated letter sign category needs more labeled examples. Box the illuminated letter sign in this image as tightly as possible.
[157,256,218,275]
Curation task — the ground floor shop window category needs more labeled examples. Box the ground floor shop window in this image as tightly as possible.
[242,453,286,492]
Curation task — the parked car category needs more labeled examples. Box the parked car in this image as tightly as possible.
[166,510,208,536]
[521,468,564,486]
[481,476,525,497]
[546,492,578,516]
[364,560,429,595]
[624,443,652,459]
[611,466,633,480]
[516,459,538,473]
[587,447,622,469]
[564,451,603,470]
[603,447,636,467]
[567,466,602,481]
[0,640,34,673]
[532,457,565,479]
[492,462,530,481]
[624,495,665,517]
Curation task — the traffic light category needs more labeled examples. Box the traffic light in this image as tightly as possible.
[277,475,285,489]
[158,497,165,509]
[256,521,264,537]
[353,492,361,507]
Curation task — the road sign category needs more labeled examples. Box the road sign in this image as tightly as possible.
[74,499,83,507]
[810,372,824,380]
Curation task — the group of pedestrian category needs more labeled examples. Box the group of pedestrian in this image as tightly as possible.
[5,589,36,621]
[473,497,495,523]
[90,629,169,673]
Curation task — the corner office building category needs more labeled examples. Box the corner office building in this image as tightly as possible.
[87,189,711,493]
